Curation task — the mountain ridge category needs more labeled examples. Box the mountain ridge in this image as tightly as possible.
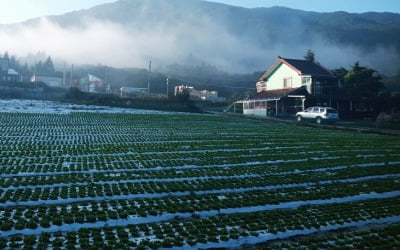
[18,0,400,46]
[2,0,399,74]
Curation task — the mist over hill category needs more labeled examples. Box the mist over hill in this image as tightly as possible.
[1,0,399,75]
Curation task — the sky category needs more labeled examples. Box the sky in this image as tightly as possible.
[0,0,399,24]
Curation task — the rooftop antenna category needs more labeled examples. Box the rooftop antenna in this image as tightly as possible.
[147,60,151,94]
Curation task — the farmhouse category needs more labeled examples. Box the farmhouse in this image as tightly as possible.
[0,57,21,83]
[230,56,342,117]
[77,74,111,94]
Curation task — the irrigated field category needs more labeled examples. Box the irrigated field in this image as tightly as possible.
[0,109,399,249]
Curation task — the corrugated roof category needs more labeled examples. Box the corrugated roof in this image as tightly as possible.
[249,87,309,100]
[88,74,103,82]
[7,69,19,75]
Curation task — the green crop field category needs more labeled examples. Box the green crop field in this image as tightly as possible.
[0,110,399,249]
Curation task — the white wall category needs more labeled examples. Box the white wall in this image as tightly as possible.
[265,63,302,90]
[243,108,267,117]
[243,101,267,117]
[35,76,63,88]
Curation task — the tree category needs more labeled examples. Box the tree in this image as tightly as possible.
[35,61,43,74]
[304,49,315,62]
[343,62,383,99]
[43,56,55,74]
[342,62,384,116]
[35,56,55,75]
[332,67,348,88]
[9,56,18,68]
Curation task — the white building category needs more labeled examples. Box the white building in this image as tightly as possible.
[120,87,148,97]
[77,74,111,93]
[31,75,64,88]
[228,56,339,117]
[174,85,225,101]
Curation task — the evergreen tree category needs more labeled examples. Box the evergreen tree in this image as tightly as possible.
[9,56,18,69]
[332,67,348,87]
[43,56,55,73]
[36,61,43,74]
[343,62,383,99]
[342,62,384,116]
[304,49,315,62]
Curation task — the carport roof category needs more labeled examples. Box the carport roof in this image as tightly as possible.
[249,87,309,100]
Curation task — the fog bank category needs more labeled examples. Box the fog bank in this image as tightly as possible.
[0,16,398,74]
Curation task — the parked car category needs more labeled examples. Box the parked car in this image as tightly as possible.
[296,106,339,124]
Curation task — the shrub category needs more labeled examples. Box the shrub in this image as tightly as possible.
[0,220,13,231]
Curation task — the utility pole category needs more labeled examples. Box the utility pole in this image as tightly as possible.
[69,64,74,88]
[166,77,169,97]
[104,66,108,93]
[33,60,36,84]
[104,66,107,83]
[33,60,37,103]
[147,60,151,94]
[63,62,66,87]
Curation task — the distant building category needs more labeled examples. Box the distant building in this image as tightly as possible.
[174,85,225,101]
[120,87,148,97]
[78,74,111,93]
[31,74,64,88]
[0,57,21,83]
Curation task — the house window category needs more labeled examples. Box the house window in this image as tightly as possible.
[302,77,311,85]
[283,77,292,88]
[314,81,322,95]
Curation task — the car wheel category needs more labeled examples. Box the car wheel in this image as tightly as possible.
[297,115,302,122]
[316,117,322,124]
